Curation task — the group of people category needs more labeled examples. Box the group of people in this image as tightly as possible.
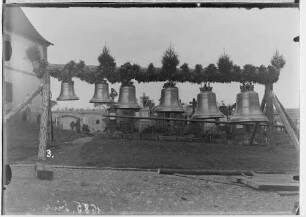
[70,119,90,134]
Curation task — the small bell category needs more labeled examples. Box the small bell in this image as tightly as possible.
[89,82,113,104]
[230,83,268,123]
[155,86,184,113]
[192,85,224,119]
[114,82,140,109]
[56,81,79,101]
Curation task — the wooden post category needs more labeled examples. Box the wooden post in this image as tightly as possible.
[4,85,43,123]
[38,71,50,160]
[265,84,274,147]
[248,92,267,146]
[269,91,299,151]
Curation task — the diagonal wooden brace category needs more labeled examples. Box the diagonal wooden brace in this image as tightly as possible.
[4,85,44,123]
[269,91,299,152]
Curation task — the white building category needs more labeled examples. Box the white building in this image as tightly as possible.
[3,7,52,123]
[52,109,108,133]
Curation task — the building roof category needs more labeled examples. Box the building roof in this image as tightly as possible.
[3,6,53,47]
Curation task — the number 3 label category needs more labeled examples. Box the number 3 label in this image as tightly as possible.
[46,149,51,158]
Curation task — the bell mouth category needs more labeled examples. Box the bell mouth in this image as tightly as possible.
[155,107,184,113]
[57,95,79,101]
[114,104,140,109]
[191,113,224,119]
[229,115,269,123]
[89,99,113,104]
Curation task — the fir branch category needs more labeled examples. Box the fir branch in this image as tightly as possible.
[271,50,286,70]
[25,45,41,63]
[50,60,85,82]
[161,45,180,82]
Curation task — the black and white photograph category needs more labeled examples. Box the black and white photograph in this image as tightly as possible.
[2,0,302,215]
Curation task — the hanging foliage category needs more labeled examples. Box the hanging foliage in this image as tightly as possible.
[34,59,49,79]
[217,54,233,82]
[77,45,116,84]
[25,45,49,78]
[161,45,180,83]
[271,50,286,70]
[97,45,116,81]
[49,49,285,85]
[25,45,41,63]
[51,60,85,82]
[117,62,140,84]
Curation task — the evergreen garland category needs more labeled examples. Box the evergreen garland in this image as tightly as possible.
[25,45,41,63]
[77,45,116,84]
[25,45,48,78]
[161,45,180,83]
[50,50,285,85]
[34,59,49,79]
[97,46,116,82]
[51,60,85,82]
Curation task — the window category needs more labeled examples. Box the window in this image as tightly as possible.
[3,34,12,61]
[4,81,13,103]
[4,40,12,61]
[96,120,100,124]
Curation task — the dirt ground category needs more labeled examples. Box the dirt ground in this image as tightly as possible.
[3,165,297,215]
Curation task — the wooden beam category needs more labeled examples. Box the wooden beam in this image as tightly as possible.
[269,91,299,151]
[103,114,272,125]
[158,168,255,176]
[47,63,98,73]
[38,71,50,160]
[265,84,274,147]
[4,85,43,123]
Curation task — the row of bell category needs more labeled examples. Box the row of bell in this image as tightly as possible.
[56,81,268,123]
[57,81,141,108]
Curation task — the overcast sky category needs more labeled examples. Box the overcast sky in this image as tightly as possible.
[23,7,299,109]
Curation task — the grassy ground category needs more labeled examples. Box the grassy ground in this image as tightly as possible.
[3,120,88,163]
[5,120,298,172]
[40,134,299,172]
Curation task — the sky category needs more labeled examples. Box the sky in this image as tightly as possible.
[23,7,300,109]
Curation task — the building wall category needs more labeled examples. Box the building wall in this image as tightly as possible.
[3,31,47,123]
[83,114,106,133]
[52,111,106,133]
[58,116,79,130]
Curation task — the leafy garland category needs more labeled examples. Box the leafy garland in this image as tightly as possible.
[50,60,85,83]
[78,46,116,84]
[25,45,48,78]
[50,46,285,85]
[134,50,285,85]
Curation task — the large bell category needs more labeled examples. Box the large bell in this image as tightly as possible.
[230,84,268,123]
[191,86,224,119]
[56,81,79,101]
[89,82,113,104]
[114,83,140,109]
[155,86,184,113]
